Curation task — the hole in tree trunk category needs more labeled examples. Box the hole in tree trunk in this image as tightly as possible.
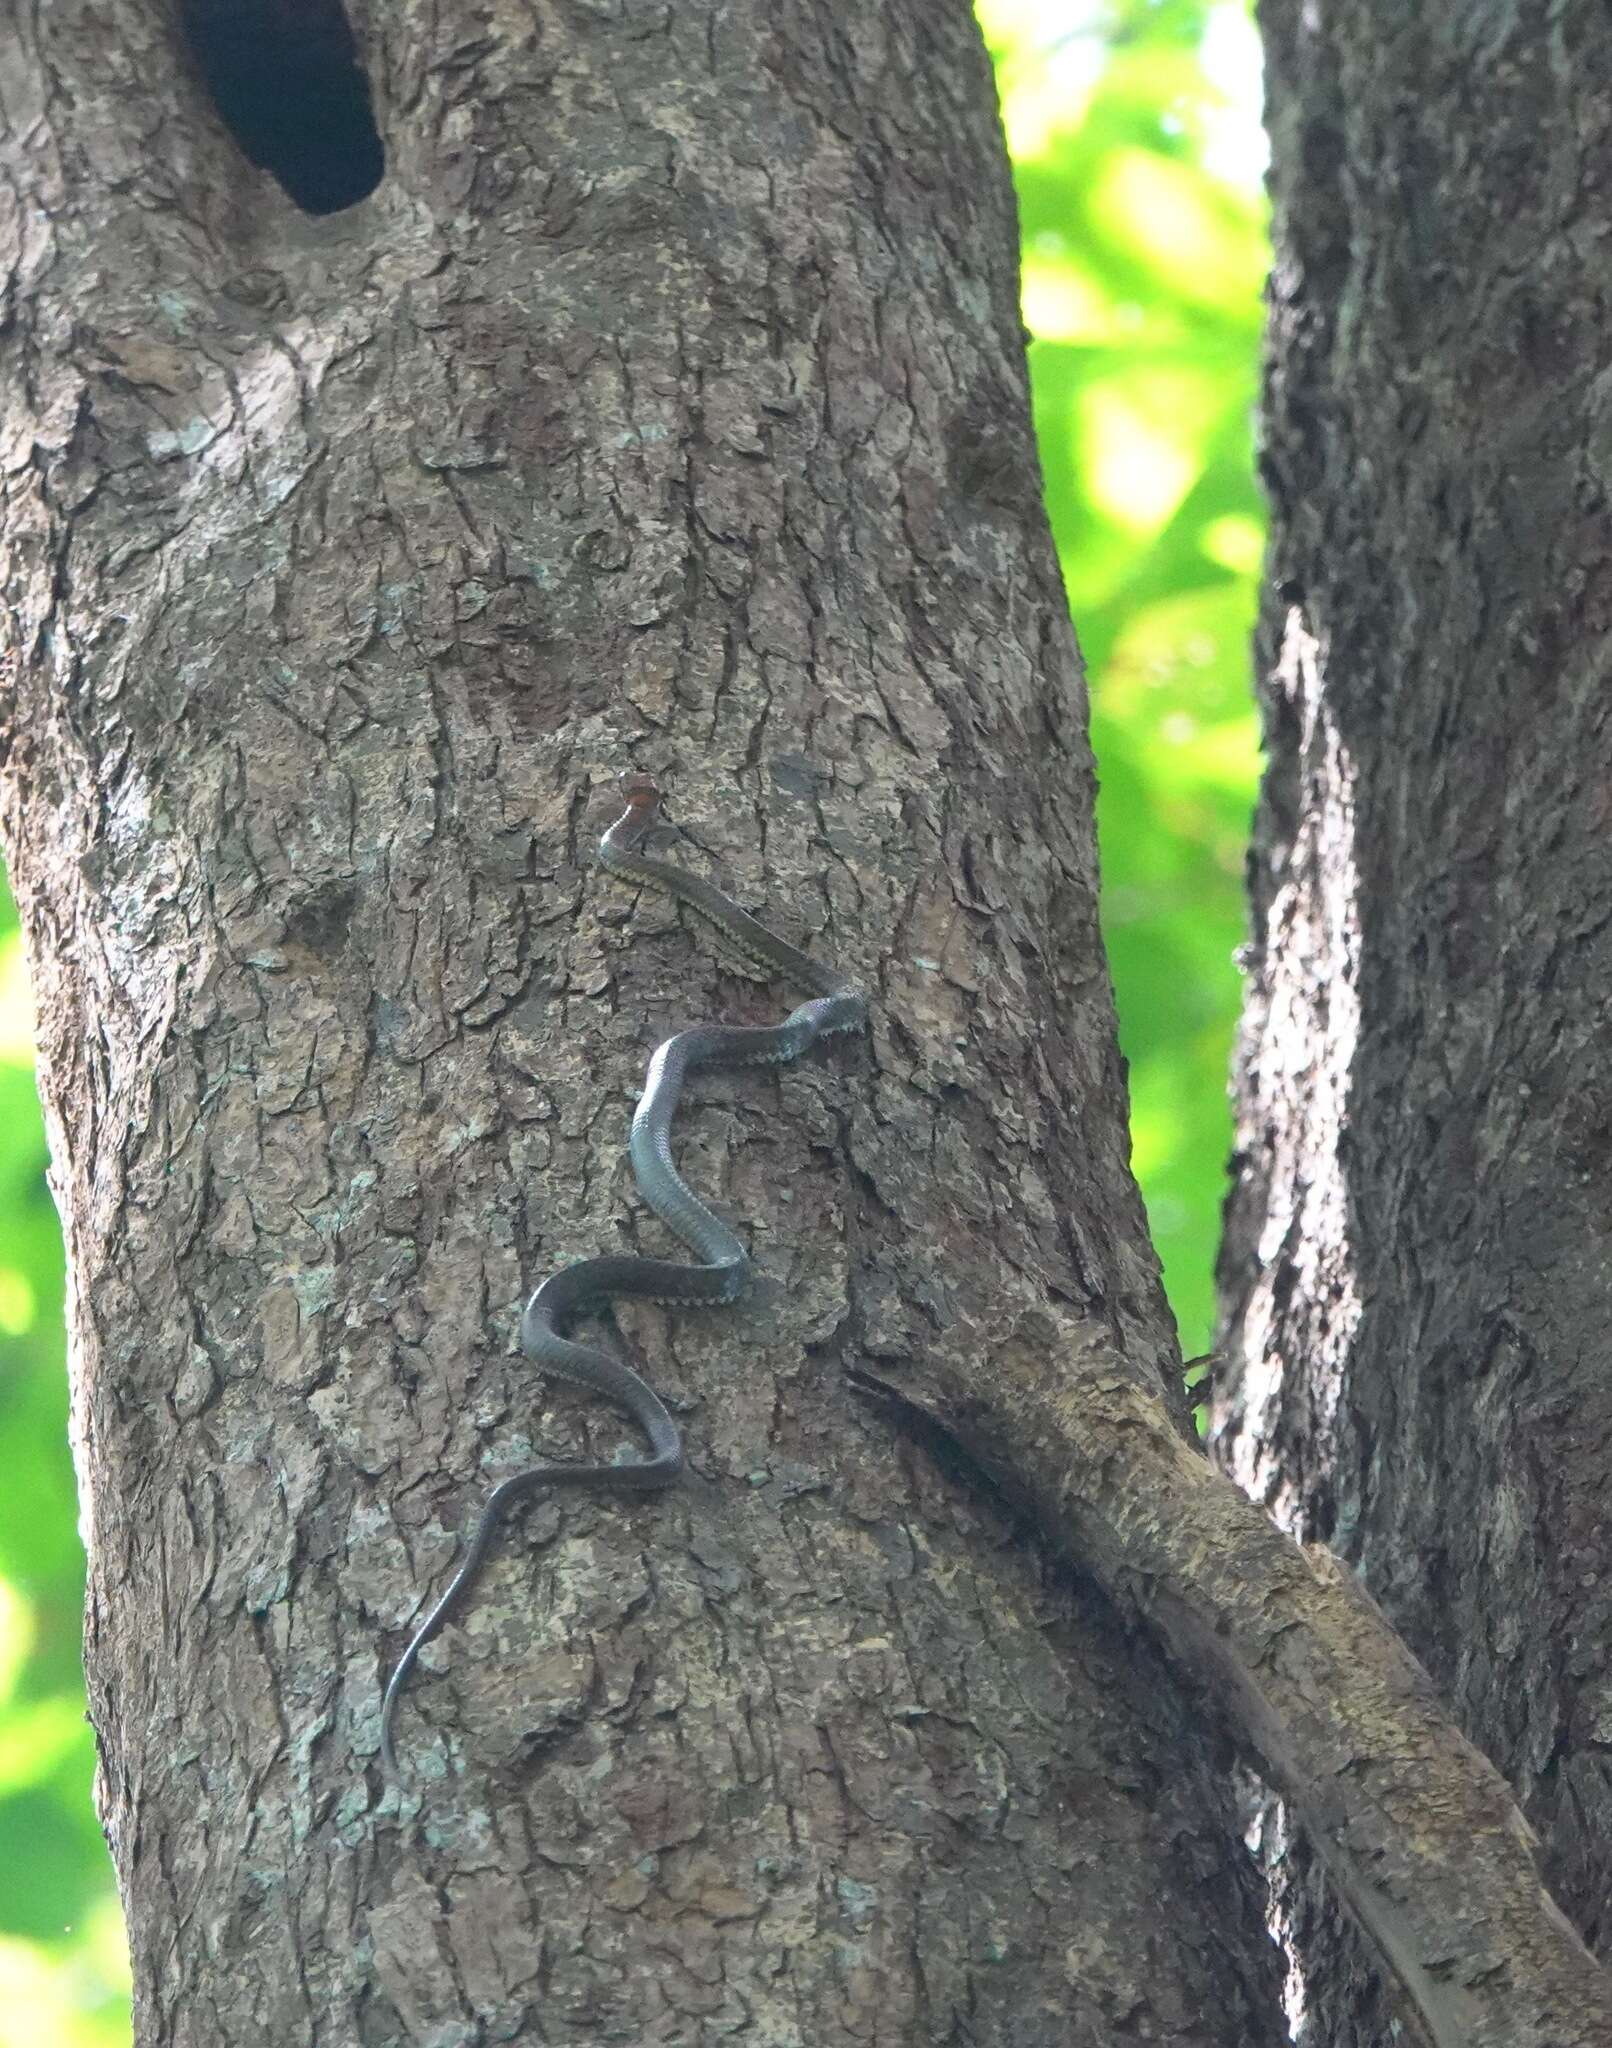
[179,0,384,217]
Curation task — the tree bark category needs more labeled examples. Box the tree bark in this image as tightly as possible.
[0,3,1290,2043]
[862,1307,1612,2048]
[1219,1,1612,2038]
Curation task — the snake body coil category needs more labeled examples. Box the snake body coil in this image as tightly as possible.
[380,773,867,1778]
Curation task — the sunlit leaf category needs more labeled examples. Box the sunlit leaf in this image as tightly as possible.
[0,1271,36,1338]
[0,935,35,1069]
[1091,145,1267,306]
[0,1582,34,1708]
[0,1696,87,1794]
[0,1921,129,2048]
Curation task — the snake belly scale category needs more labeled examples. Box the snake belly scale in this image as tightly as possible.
[379,773,868,1779]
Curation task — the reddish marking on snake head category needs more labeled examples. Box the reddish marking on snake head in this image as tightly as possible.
[620,771,662,812]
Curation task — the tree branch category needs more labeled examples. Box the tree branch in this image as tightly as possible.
[855,1317,1612,2048]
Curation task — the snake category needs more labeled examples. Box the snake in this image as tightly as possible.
[379,772,868,1779]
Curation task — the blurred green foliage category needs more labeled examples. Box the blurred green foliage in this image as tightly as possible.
[0,3,1265,2033]
[983,0,1266,1357]
[0,922,130,2043]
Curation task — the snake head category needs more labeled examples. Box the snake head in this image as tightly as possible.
[619,771,662,814]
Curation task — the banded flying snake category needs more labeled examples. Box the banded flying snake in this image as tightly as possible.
[380,773,868,1779]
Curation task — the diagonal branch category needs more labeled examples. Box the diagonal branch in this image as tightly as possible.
[854,1318,1612,2048]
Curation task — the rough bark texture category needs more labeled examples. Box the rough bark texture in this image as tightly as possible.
[0,3,1289,2044]
[1219,2,1612,2038]
[859,1320,1612,2048]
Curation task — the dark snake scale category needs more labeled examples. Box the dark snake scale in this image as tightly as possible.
[380,773,868,1779]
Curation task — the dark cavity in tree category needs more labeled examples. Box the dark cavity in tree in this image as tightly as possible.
[179,0,384,217]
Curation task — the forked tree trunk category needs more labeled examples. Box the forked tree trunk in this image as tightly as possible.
[0,3,1288,2042]
[1218,1,1612,2038]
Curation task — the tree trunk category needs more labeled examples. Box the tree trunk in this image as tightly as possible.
[0,3,1289,2042]
[1218,1,1612,2037]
